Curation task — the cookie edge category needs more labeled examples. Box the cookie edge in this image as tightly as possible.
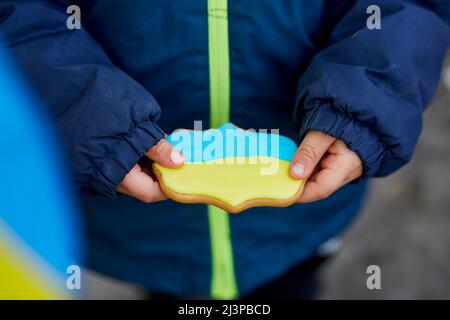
[152,163,305,214]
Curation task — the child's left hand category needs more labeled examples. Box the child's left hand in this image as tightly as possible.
[289,130,363,203]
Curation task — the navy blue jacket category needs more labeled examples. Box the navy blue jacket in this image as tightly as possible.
[1,0,449,297]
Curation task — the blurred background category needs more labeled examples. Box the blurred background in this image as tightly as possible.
[317,53,450,299]
[82,53,450,300]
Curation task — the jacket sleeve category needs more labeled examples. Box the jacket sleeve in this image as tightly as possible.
[294,0,450,177]
[0,0,165,197]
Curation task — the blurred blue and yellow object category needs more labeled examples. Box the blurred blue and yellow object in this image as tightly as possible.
[0,44,83,299]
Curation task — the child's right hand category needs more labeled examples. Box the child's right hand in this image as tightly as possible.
[116,139,185,203]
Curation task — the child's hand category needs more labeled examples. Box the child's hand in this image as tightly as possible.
[289,130,363,203]
[116,139,185,203]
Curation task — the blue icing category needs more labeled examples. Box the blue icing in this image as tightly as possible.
[166,123,297,163]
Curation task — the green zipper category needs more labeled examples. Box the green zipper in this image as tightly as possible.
[207,0,238,299]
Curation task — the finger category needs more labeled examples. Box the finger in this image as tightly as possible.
[117,164,167,203]
[297,167,346,203]
[145,139,185,168]
[342,165,364,184]
[289,130,335,179]
[325,140,364,183]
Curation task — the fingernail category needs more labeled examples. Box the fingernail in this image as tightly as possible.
[171,150,185,165]
[290,163,305,178]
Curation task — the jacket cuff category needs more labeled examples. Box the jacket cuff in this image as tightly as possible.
[298,102,386,178]
[90,120,165,198]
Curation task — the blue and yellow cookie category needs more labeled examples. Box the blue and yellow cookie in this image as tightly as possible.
[153,123,304,213]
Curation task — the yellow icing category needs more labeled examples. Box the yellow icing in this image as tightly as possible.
[154,156,302,207]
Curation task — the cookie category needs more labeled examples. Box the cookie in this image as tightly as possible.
[152,123,304,213]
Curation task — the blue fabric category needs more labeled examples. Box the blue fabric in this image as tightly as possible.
[0,40,82,284]
[1,0,448,296]
[0,0,165,198]
[295,1,450,177]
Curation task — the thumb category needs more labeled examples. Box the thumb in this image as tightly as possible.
[145,139,185,168]
[289,130,335,179]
